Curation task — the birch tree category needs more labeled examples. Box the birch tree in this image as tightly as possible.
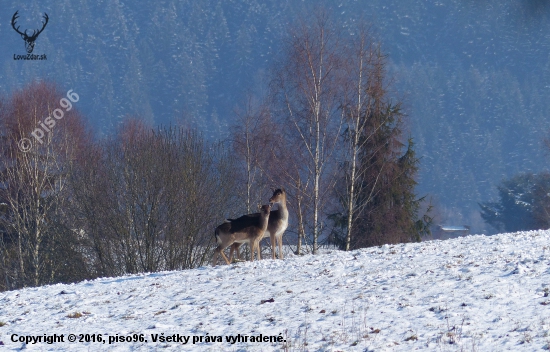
[0,82,90,289]
[272,11,343,254]
[230,96,275,214]
[339,28,388,251]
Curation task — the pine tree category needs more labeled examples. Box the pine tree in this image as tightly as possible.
[333,92,431,249]
[479,173,550,233]
[353,104,429,247]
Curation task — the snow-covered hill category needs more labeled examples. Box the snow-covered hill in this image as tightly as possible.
[2,230,550,351]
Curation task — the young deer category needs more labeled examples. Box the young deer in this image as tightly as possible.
[229,188,289,261]
[212,204,271,265]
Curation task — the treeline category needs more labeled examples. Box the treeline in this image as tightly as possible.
[479,133,550,233]
[480,172,550,233]
[0,14,431,291]
[0,82,242,289]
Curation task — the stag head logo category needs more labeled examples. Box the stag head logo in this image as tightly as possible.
[11,11,49,54]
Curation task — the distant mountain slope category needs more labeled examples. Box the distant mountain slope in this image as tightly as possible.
[1,230,550,350]
[1,0,549,232]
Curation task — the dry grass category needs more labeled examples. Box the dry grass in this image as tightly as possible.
[66,312,83,319]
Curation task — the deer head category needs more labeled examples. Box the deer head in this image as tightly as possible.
[12,11,49,54]
[269,188,286,204]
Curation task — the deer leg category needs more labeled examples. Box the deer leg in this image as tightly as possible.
[254,238,261,261]
[270,235,276,259]
[228,243,237,263]
[249,240,255,262]
[235,243,242,260]
[219,247,231,265]
[212,247,221,266]
[278,235,283,260]
[230,243,244,262]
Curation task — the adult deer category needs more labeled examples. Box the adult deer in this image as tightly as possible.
[229,188,289,261]
[212,204,271,266]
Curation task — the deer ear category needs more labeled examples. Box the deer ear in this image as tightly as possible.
[258,204,262,210]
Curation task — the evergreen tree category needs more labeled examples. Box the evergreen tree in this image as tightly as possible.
[351,104,430,248]
[331,94,431,249]
[480,173,550,233]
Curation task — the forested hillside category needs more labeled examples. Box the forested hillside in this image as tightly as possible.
[1,0,549,232]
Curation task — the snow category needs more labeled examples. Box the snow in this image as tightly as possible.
[2,230,550,351]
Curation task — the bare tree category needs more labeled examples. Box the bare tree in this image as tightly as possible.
[272,10,344,254]
[269,132,312,255]
[230,95,276,214]
[339,27,389,251]
[68,120,240,276]
[0,81,90,289]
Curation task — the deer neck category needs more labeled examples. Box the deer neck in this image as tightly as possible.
[275,196,289,220]
[260,211,270,230]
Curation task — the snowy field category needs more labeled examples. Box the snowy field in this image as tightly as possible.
[2,230,550,351]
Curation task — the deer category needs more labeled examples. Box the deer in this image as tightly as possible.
[11,11,49,54]
[228,188,289,262]
[212,204,271,266]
